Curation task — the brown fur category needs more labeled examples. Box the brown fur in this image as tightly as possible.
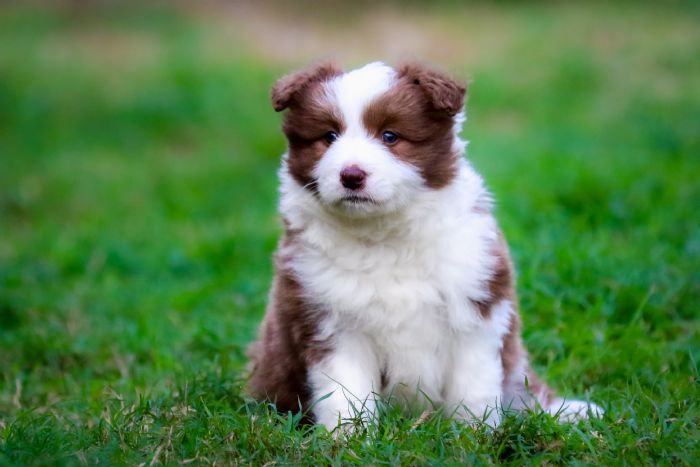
[363,63,466,188]
[493,231,556,408]
[396,62,466,116]
[501,309,525,382]
[271,61,342,112]
[472,231,515,319]
[501,308,555,409]
[274,64,345,192]
[247,234,332,416]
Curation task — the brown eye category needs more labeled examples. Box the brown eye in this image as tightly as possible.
[382,131,399,145]
[324,131,339,144]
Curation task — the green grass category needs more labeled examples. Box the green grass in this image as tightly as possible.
[1,2,699,465]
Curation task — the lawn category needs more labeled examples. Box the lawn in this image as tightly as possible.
[1,2,699,465]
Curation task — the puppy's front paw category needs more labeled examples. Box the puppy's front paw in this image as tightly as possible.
[318,408,375,438]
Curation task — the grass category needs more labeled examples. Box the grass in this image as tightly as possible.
[1,2,699,465]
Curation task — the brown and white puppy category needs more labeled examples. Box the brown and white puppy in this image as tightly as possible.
[248,61,602,430]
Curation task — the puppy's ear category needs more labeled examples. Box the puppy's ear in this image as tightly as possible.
[271,61,342,112]
[397,62,466,116]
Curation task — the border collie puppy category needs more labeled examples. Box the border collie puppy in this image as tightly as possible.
[247,61,602,430]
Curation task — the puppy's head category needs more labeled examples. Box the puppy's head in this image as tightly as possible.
[273,61,466,217]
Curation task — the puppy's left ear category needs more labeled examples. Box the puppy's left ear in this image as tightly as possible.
[397,62,466,116]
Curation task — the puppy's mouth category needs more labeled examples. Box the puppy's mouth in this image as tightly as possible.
[339,194,375,205]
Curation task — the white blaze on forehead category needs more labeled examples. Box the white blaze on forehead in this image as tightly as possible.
[326,62,396,133]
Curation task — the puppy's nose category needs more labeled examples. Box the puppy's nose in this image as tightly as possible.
[340,165,367,190]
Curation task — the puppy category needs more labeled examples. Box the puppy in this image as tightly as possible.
[247,61,602,430]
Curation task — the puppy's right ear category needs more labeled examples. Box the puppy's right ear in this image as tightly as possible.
[271,62,342,112]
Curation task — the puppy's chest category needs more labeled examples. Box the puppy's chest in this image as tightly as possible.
[290,224,491,333]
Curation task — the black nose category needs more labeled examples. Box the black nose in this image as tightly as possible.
[340,165,367,190]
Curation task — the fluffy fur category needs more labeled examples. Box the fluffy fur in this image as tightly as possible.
[247,61,602,430]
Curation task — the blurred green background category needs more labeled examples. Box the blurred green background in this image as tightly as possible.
[1,1,699,464]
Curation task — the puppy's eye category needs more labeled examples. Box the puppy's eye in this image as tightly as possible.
[324,131,339,144]
[382,131,399,145]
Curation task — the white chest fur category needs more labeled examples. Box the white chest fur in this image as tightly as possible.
[291,201,496,335]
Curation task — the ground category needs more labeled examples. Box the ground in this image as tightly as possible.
[1,2,699,465]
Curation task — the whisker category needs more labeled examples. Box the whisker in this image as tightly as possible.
[303,179,319,192]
